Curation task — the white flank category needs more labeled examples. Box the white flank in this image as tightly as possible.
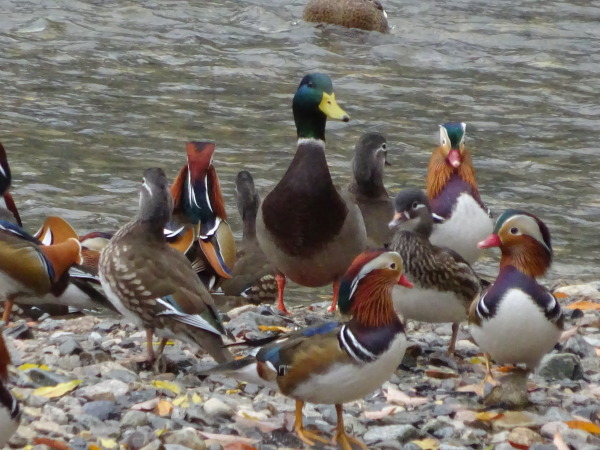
[155,298,222,336]
[0,403,19,447]
[429,194,493,264]
[392,286,467,324]
[291,333,407,405]
[470,288,561,369]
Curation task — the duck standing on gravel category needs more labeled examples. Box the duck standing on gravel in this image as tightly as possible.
[99,168,233,364]
[169,142,236,291]
[303,0,390,33]
[256,73,367,315]
[389,188,483,354]
[206,250,412,449]
[221,170,277,303]
[347,132,393,249]
[0,331,21,447]
[426,123,493,264]
[469,210,563,379]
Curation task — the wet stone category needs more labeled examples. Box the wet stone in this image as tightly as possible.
[538,353,584,380]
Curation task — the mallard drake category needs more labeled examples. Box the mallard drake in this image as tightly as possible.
[256,73,367,314]
[206,250,411,449]
[170,142,236,291]
[469,210,563,375]
[0,331,21,447]
[0,221,82,324]
[99,168,233,364]
[347,132,393,249]
[221,170,277,303]
[0,142,22,227]
[303,0,389,33]
[426,123,493,264]
[389,188,483,354]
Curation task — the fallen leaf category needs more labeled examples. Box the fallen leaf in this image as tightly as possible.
[553,432,570,450]
[364,406,399,419]
[226,389,241,394]
[467,356,487,365]
[384,386,428,407]
[565,300,600,311]
[257,325,292,333]
[425,369,458,379]
[235,414,284,433]
[565,420,600,434]
[99,437,119,448]
[155,399,173,417]
[131,397,160,411]
[224,444,258,450]
[32,438,70,450]
[456,384,483,395]
[475,411,504,421]
[508,441,529,450]
[410,437,439,449]
[152,340,175,346]
[18,363,50,371]
[88,446,101,450]
[198,431,259,445]
[33,380,82,398]
[553,291,569,300]
[151,380,181,395]
[192,392,203,403]
[173,395,190,408]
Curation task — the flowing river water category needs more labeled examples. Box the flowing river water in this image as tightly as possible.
[1,0,598,306]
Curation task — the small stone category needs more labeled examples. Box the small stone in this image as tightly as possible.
[58,337,83,355]
[161,428,206,449]
[439,445,469,450]
[562,334,597,359]
[69,437,89,450]
[26,368,70,387]
[4,323,34,339]
[42,404,68,425]
[540,421,569,439]
[507,427,543,447]
[538,353,584,380]
[363,424,420,444]
[82,400,120,421]
[121,410,149,428]
[203,397,234,418]
[529,444,558,450]
[140,441,162,450]
[95,319,121,333]
[78,379,130,400]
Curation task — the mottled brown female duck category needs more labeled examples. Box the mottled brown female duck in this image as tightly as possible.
[347,132,393,249]
[221,170,277,303]
[256,73,367,314]
[304,0,389,33]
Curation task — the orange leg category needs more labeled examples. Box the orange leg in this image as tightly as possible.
[293,399,329,446]
[2,299,14,325]
[275,273,290,315]
[448,323,459,356]
[145,328,156,363]
[327,279,341,313]
[482,353,499,386]
[333,404,367,450]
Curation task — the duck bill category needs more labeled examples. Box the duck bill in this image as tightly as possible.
[388,211,407,229]
[397,274,413,288]
[319,92,350,122]
[478,234,501,249]
[447,148,462,168]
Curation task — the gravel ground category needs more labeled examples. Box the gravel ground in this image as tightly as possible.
[2,282,599,450]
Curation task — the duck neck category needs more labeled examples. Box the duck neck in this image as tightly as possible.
[426,149,478,199]
[350,278,399,328]
[500,239,552,278]
[294,105,327,141]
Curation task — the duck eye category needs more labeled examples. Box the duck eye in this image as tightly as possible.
[307,81,314,88]
[390,262,396,269]
[381,144,386,150]
[411,201,419,209]
[510,227,519,234]
[441,138,447,145]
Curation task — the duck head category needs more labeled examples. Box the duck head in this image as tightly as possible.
[235,170,260,240]
[478,209,552,277]
[138,167,173,233]
[439,122,466,168]
[388,188,433,238]
[352,132,389,193]
[338,250,412,327]
[292,73,350,141]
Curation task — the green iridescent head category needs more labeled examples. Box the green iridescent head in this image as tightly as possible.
[440,122,466,149]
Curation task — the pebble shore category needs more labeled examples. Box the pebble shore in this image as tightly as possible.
[2,282,600,450]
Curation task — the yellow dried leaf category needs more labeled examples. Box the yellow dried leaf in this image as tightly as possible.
[173,395,190,408]
[151,380,181,395]
[475,411,504,421]
[22,447,34,450]
[565,300,600,311]
[410,438,439,450]
[565,420,600,434]
[33,380,82,398]
[152,340,175,346]
[88,446,101,450]
[226,389,241,395]
[467,356,486,365]
[155,399,173,417]
[155,428,168,437]
[18,363,51,371]
[192,392,203,403]
[257,325,292,333]
[99,437,119,448]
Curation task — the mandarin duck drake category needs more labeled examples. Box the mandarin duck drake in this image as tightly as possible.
[169,142,236,291]
[221,171,277,303]
[389,188,483,354]
[347,132,393,249]
[206,250,411,449]
[469,210,563,377]
[256,73,367,315]
[0,142,22,227]
[99,168,233,364]
[0,220,82,324]
[0,331,21,447]
[426,123,493,264]
[303,0,389,33]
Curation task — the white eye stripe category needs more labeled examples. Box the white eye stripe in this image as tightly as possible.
[142,178,153,197]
